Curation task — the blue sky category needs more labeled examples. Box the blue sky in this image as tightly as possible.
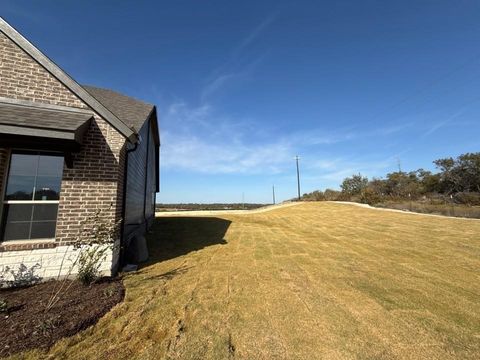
[2,1,480,203]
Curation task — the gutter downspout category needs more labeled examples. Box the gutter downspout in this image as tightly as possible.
[119,141,138,268]
[143,118,151,229]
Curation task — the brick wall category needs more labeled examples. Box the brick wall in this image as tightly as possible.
[55,118,126,245]
[0,30,127,280]
[0,33,86,108]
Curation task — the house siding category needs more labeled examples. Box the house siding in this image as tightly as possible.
[0,30,127,282]
[124,118,156,243]
[145,121,157,225]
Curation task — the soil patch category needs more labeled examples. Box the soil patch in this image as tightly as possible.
[0,277,124,358]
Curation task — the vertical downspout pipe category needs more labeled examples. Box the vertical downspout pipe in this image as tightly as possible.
[119,141,138,268]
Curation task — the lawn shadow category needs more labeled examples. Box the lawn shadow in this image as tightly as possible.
[140,264,192,282]
[143,217,231,265]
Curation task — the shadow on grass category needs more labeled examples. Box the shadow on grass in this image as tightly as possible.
[144,217,231,266]
[140,264,193,282]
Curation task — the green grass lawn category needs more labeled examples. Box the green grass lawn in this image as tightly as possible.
[16,202,480,359]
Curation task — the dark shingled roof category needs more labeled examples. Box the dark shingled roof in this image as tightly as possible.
[0,102,92,132]
[0,102,92,149]
[82,85,154,132]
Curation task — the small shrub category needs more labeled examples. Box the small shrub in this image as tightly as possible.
[324,189,342,201]
[45,207,120,312]
[1,263,42,288]
[33,316,61,336]
[77,246,109,286]
[360,188,383,205]
[0,298,8,313]
[103,285,117,298]
[453,192,480,206]
[428,194,448,205]
[336,192,352,201]
[73,209,120,286]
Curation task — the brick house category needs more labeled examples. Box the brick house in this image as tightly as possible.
[0,17,160,283]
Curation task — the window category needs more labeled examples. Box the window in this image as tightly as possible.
[1,152,64,241]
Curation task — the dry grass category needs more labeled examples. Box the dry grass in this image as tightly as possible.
[11,202,480,359]
[375,201,480,219]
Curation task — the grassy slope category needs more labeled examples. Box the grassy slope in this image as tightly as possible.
[14,203,480,359]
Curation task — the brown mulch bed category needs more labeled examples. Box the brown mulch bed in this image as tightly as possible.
[0,277,124,358]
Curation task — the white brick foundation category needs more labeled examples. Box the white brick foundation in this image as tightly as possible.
[0,243,119,287]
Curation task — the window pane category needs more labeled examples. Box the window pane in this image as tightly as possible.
[5,175,35,200]
[3,222,30,241]
[2,204,33,241]
[9,154,38,176]
[34,176,62,200]
[33,204,58,221]
[2,152,62,241]
[30,221,56,239]
[2,205,58,240]
[37,155,64,177]
[4,204,33,222]
[35,155,63,200]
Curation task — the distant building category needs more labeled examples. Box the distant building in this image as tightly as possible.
[0,17,160,283]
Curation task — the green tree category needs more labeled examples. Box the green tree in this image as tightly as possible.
[434,153,480,193]
[341,174,369,196]
[415,169,440,193]
[384,171,420,198]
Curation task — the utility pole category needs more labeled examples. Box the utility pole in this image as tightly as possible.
[396,157,402,173]
[272,185,276,205]
[242,192,245,210]
[295,155,301,201]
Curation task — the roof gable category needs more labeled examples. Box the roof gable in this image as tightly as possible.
[83,86,154,132]
[0,17,138,143]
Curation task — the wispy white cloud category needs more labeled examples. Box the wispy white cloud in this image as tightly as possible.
[160,102,292,174]
[313,160,392,182]
[200,13,275,102]
[375,122,414,136]
[289,129,357,146]
[165,101,212,130]
[158,9,411,181]
[200,73,240,102]
[231,13,277,59]
[200,55,266,102]
[161,132,293,174]
[159,101,406,177]
[299,157,395,192]
[422,108,466,137]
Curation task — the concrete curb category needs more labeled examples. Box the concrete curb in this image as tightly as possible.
[155,202,302,217]
[330,201,480,221]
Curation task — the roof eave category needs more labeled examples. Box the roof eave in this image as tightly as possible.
[147,106,160,147]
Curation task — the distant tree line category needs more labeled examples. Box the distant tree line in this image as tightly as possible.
[301,152,480,206]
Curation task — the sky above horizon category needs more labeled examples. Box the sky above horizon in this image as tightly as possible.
[2,1,480,203]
